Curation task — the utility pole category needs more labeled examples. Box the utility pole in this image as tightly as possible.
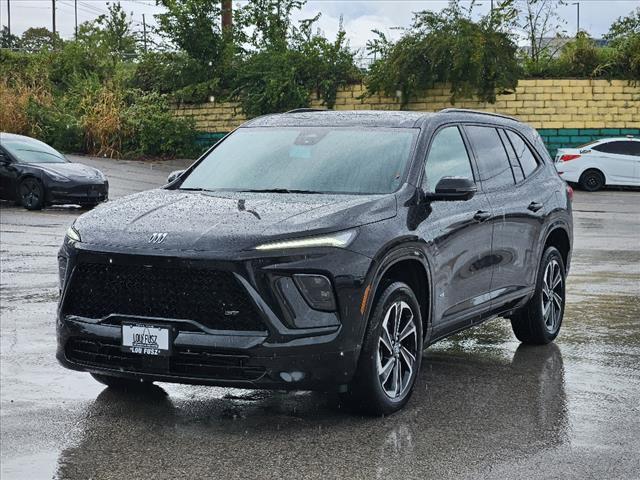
[52,0,56,36]
[142,13,147,53]
[572,2,580,35]
[221,0,232,32]
[74,0,78,38]
[6,0,10,37]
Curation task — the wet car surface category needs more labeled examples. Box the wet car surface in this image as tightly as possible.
[1,155,639,479]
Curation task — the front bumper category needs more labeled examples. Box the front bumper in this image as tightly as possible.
[56,243,373,390]
[47,180,109,205]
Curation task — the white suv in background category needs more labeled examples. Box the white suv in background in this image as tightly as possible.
[555,137,640,191]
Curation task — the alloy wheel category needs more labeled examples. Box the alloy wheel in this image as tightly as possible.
[20,179,41,208]
[376,300,418,399]
[541,259,563,334]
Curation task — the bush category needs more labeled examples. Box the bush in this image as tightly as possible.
[366,2,520,106]
[123,92,199,158]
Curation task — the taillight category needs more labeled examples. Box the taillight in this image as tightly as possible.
[559,154,581,162]
[567,184,574,201]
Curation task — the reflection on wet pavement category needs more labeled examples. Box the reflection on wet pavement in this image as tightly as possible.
[1,161,639,480]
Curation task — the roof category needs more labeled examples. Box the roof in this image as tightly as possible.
[243,110,435,128]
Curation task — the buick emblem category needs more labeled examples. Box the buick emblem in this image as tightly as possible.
[148,232,168,244]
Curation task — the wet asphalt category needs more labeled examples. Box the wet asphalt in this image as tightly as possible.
[1,156,639,480]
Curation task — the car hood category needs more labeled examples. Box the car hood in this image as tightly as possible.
[73,189,396,253]
[34,162,104,181]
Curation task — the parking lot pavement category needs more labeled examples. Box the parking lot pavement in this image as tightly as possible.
[1,156,639,480]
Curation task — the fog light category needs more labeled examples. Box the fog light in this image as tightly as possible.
[293,274,336,312]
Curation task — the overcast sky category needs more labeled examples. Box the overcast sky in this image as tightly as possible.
[2,0,639,54]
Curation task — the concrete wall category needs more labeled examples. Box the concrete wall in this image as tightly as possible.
[174,79,640,155]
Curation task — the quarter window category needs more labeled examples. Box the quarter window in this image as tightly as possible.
[506,130,539,177]
[465,126,515,190]
[499,130,524,183]
[423,126,474,192]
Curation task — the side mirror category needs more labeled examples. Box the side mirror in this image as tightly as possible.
[425,177,476,201]
[167,169,185,184]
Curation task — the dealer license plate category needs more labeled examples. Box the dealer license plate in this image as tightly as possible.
[122,324,170,356]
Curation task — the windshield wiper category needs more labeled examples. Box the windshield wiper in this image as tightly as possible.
[179,187,214,192]
[240,188,323,194]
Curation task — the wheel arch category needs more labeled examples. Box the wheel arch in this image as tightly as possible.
[364,248,433,342]
[542,225,571,273]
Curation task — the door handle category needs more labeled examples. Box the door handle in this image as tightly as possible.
[473,210,491,222]
[528,201,543,212]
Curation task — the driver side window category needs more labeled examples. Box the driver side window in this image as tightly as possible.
[423,126,474,192]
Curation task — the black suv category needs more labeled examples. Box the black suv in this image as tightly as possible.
[57,109,573,415]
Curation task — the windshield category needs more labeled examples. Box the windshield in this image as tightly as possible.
[179,127,418,195]
[1,137,67,164]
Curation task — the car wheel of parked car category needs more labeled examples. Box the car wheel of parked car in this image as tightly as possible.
[344,282,423,416]
[511,246,566,345]
[579,169,605,192]
[18,177,44,210]
[91,373,154,391]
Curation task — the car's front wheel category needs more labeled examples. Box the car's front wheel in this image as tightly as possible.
[511,246,566,344]
[344,282,423,416]
[18,177,44,210]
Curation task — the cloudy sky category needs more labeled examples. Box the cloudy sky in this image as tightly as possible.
[2,0,638,54]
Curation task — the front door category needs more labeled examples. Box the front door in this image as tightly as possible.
[417,125,495,334]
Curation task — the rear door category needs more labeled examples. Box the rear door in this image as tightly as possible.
[463,125,547,312]
[418,125,495,333]
[591,140,639,185]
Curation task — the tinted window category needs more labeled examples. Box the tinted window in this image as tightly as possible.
[423,126,474,192]
[593,140,640,156]
[499,130,524,183]
[465,126,514,189]
[180,127,418,195]
[506,130,539,177]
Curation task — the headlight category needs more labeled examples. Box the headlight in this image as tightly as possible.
[66,225,81,243]
[48,171,70,182]
[254,230,356,251]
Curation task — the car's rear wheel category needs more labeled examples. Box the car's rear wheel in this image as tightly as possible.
[18,177,44,210]
[343,282,422,416]
[579,169,605,192]
[511,246,565,345]
[91,373,154,391]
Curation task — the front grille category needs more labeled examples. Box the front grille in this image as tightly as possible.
[63,263,266,331]
[65,338,266,381]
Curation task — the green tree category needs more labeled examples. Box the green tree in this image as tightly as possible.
[77,2,138,63]
[232,1,358,116]
[0,26,20,49]
[155,0,226,63]
[20,27,62,52]
[366,0,520,106]
[604,7,640,44]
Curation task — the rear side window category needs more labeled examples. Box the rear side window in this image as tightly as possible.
[593,141,640,156]
[506,130,539,177]
[465,126,514,190]
[423,126,474,192]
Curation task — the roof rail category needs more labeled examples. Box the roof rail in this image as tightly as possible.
[439,108,519,122]
[285,108,327,114]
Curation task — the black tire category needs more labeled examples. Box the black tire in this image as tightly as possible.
[343,282,423,416]
[579,169,605,192]
[18,177,45,210]
[91,373,154,391]
[511,246,566,345]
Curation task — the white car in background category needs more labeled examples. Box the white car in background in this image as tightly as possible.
[555,137,640,191]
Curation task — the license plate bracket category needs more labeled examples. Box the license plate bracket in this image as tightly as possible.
[122,323,171,356]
